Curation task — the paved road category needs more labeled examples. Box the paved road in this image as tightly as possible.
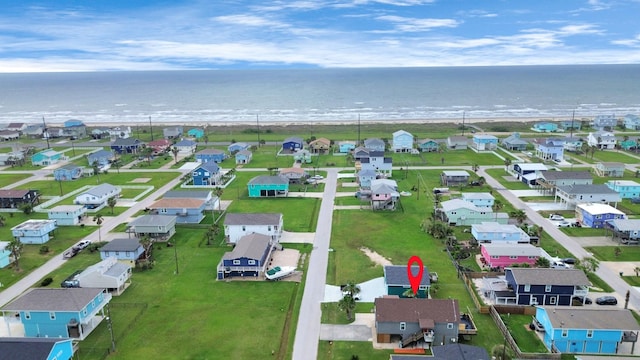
[292,168,338,360]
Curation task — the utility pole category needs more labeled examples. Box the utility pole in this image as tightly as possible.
[106,304,116,353]
[256,114,261,147]
[461,111,465,136]
[570,110,575,138]
[173,239,179,275]
[149,116,154,141]
[42,117,50,149]
[357,113,361,146]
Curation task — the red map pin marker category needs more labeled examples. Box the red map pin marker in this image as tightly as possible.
[407,255,424,297]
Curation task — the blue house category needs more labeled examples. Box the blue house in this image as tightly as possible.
[64,119,84,127]
[187,128,205,139]
[228,142,250,153]
[605,219,640,241]
[149,198,206,224]
[472,134,499,151]
[111,137,143,154]
[99,238,145,266]
[53,164,83,181]
[504,268,590,306]
[624,114,640,130]
[216,233,274,280]
[247,176,289,198]
[534,138,565,162]
[1,288,112,340]
[606,180,640,199]
[593,114,617,129]
[531,122,559,133]
[357,169,377,189]
[461,192,495,208]
[192,162,221,186]
[384,265,430,298]
[575,203,626,228]
[87,149,115,167]
[31,150,63,166]
[535,307,640,355]
[282,137,304,152]
[195,148,227,163]
[559,120,582,131]
[471,222,530,244]
[338,141,356,153]
[11,219,57,244]
[417,138,439,152]
[48,205,87,226]
[0,241,13,269]
[391,130,414,153]
[235,149,252,165]
[0,337,75,360]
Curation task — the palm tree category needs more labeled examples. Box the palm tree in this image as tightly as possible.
[535,257,550,268]
[342,282,361,299]
[509,210,527,225]
[207,223,220,246]
[402,288,417,298]
[337,294,356,321]
[8,238,23,271]
[143,146,154,166]
[214,187,224,211]
[503,158,512,171]
[93,214,104,242]
[91,160,101,182]
[576,256,600,274]
[492,199,504,212]
[107,197,117,215]
[635,267,640,277]
[172,147,180,164]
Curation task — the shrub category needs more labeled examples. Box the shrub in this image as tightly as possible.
[39,245,49,254]
[40,277,53,286]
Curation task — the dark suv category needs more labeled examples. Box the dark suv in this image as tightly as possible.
[595,296,618,305]
[60,270,82,288]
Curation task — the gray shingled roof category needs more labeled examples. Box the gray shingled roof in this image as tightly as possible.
[163,190,212,200]
[556,184,618,195]
[2,288,104,312]
[85,183,118,198]
[0,338,72,360]
[508,268,589,286]
[223,233,271,260]
[224,213,282,226]
[432,344,490,360]
[375,297,459,323]
[248,175,288,185]
[607,219,640,232]
[100,238,142,252]
[541,307,640,330]
[539,170,592,181]
[384,265,430,286]
[128,215,177,227]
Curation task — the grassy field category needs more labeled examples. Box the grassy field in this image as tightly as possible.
[485,168,532,190]
[0,173,31,188]
[500,314,547,353]
[585,245,640,262]
[318,341,394,360]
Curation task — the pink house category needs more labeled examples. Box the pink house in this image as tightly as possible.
[480,243,540,269]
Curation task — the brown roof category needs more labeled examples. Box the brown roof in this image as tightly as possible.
[149,198,205,209]
[0,189,30,198]
[310,137,330,146]
[375,298,460,324]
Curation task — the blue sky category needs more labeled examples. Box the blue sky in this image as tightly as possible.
[1,0,639,72]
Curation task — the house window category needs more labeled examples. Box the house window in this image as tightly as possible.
[92,300,95,307]
[491,256,499,259]
[50,312,56,320]
[587,330,593,338]
[545,285,552,292]
[192,172,198,177]
[115,251,120,256]
[248,260,256,265]
[509,256,517,259]
[447,323,454,329]
[400,322,406,330]
[524,284,531,292]
[126,251,131,256]
[268,226,272,231]
[242,226,246,231]
[528,256,536,259]
[160,208,167,214]
[83,309,87,316]
[562,329,568,337]
[233,260,240,265]
[24,312,30,320]
[549,296,557,305]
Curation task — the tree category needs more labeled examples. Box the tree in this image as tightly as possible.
[107,197,117,215]
[634,267,640,277]
[535,257,550,268]
[19,203,33,215]
[206,223,220,246]
[214,187,224,211]
[143,146,154,166]
[337,294,356,321]
[0,214,5,227]
[491,344,513,360]
[576,256,599,274]
[93,214,104,242]
[402,288,417,298]
[472,164,479,173]
[342,282,361,299]
[504,158,512,171]
[614,247,622,258]
[8,238,23,271]
[492,199,504,212]
[91,160,101,182]
[172,146,180,164]
[509,209,527,225]
[426,221,453,240]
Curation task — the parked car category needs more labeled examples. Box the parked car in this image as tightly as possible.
[556,221,571,228]
[562,258,576,265]
[572,296,592,305]
[631,198,640,204]
[549,214,565,221]
[595,296,618,305]
[74,240,91,251]
[60,270,83,288]
[311,175,324,180]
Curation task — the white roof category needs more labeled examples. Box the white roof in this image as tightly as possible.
[576,203,626,216]
[481,243,540,257]
[472,222,525,234]
[516,163,548,171]
[461,192,495,200]
[441,199,482,212]
[522,172,539,181]
[442,170,469,177]
[607,180,640,187]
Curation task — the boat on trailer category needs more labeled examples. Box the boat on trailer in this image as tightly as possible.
[265,266,296,280]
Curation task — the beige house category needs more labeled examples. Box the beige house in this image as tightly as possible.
[309,138,331,153]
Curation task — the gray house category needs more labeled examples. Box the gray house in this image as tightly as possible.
[126,215,177,242]
[375,297,461,348]
[555,184,621,207]
[440,170,470,187]
[364,138,386,151]
[447,136,468,150]
[501,133,529,151]
[537,170,593,195]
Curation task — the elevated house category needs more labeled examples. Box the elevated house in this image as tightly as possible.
[107,126,131,140]
[605,219,640,243]
[592,114,617,130]
[228,142,250,154]
[282,137,304,152]
[559,120,582,131]
[1,288,112,340]
[338,141,356,153]
[504,267,590,306]
[23,124,44,138]
[235,149,252,165]
[438,199,508,226]
[187,128,204,139]
[624,114,640,130]
[247,176,289,198]
[12,219,57,244]
[0,189,39,209]
[127,215,177,242]
[309,137,331,153]
[62,120,86,138]
[162,126,183,139]
[87,149,115,167]
[173,139,197,154]
[364,138,385,152]
[472,134,498,151]
[31,149,63,166]
[417,138,439,152]
[575,203,626,228]
[555,184,621,208]
[90,128,109,139]
[0,151,24,166]
[147,139,172,154]
[384,265,430,298]
[460,192,494,208]
[353,146,370,161]
[533,138,565,162]
[357,169,377,190]
[99,238,145,267]
[0,129,20,141]
[110,137,143,154]
[0,241,14,269]
[359,150,392,177]
[535,307,640,355]
[370,179,399,211]
[76,257,132,296]
[148,198,206,224]
[5,122,27,133]
[191,162,222,186]
[44,127,64,139]
[563,136,583,152]
[512,163,548,185]
[620,138,638,151]
[48,205,86,226]
[447,135,468,150]
[53,164,83,181]
[440,170,469,187]
[536,170,593,195]
[279,167,308,184]
[223,213,284,244]
[195,148,227,163]
[471,222,531,244]
[391,130,414,153]
[0,337,75,360]
[531,122,558,133]
[587,131,616,150]
[501,133,529,151]
[216,233,275,280]
[480,243,540,268]
[74,183,121,209]
[606,180,640,198]
[163,190,218,211]
[594,162,625,177]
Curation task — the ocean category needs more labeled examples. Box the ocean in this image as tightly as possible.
[0,64,639,125]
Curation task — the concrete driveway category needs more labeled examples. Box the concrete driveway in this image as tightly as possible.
[323,277,386,303]
[319,324,372,341]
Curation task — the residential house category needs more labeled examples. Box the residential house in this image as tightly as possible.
[77,257,132,296]
[501,133,529,151]
[338,141,356,153]
[535,307,640,355]
[391,130,414,153]
[0,337,75,360]
[461,192,494,208]
[0,241,13,269]
[223,213,283,244]
[440,170,469,187]
[53,164,83,181]
[127,215,177,242]
[587,131,616,149]
[11,219,57,244]
[620,139,637,151]
[555,184,621,208]
[235,149,252,165]
[216,233,275,280]
[575,203,626,228]
[472,134,498,151]
[0,151,23,166]
[559,120,582,131]
[5,122,27,133]
[0,130,20,141]
[191,162,221,186]
[48,205,86,226]
[605,219,640,242]
[480,243,540,268]
[90,127,109,139]
[87,149,115,167]
[99,238,145,266]
[62,120,86,138]
[438,199,509,226]
[162,126,183,139]
[195,148,227,163]
[606,180,640,198]
[357,169,377,189]
[533,138,565,162]
[364,138,385,151]
[504,267,590,306]
[471,222,531,244]
[31,149,63,166]
[0,189,39,209]
[384,265,430,298]
[359,150,393,176]
[228,142,250,154]
[592,114,617,130]
[148,198,206,224]
[23,124,44,138]
[279,167,308,184]
[163,190,218,210]
[531,122,558,133]
[293,149,312,163]
[247,176,289,198]
[187,128,205,139]
[417,138,439,152]
[447,135,468,150]
[309,137,331,153]
[371,179,399,210]
[623,114,640,130]
[147,139,172,154]
[375,297,461,347]
[1,288,112,340]
[44,127,64,139]
[594,162,625,177]
[353,146,370,161]
[74,183,121,209]
[173,139,197,154]
[537,170,593,195]
[110,137,143,154]
[282,137,304,152]
[563,136,583,152]
[512,163,548,185]
[107,126,131,140]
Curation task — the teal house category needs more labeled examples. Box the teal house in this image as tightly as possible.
[606,180,640,199]
[31,149,63,166]
[620,139,637,150]
[531,122,558,133]
[0,241,13,268]
[0,338,75,360]
[188,128,205,139]
[247,176,289,198]
[384,265,430,298]
[417,139,439,152]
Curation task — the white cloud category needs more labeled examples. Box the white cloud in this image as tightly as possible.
[376,15,460,32]
[213,14,289,29]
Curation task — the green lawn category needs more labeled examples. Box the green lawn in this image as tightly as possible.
[559,227,607,237]
[226,197,320,232]
[485,168,532,190]
[0,173,31,187]
[585,245,640,261]
[318,341,394,360]
[500,314,547,353]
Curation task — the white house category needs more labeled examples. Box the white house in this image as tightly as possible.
[48,205,87,226]
[223,213,284,244]
[76,257,132,296]
[587,131,616,150]
[74,183,121,208]
[461,192,495,208]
